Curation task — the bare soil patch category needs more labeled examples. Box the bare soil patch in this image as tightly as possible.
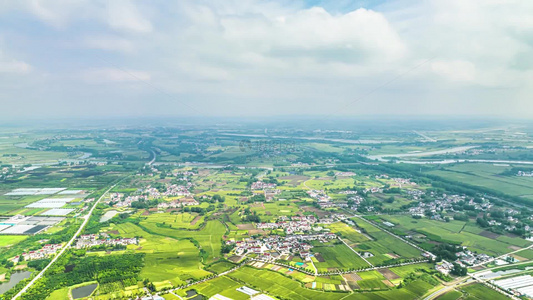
[343,273,362,281]
[279,175,309,186]
[249,229,267,235]
[512,254,528,261]
[301,206,330,218]
[190,215,202,226]
[249,203,264,208]
[228,255,243,263]
[479,230,500,239]
[508,245,522,251]
[141,210,150,216]
[314,253,325,262]
[385,253,400,259]
[382,280,394,287]
[237,224,255,230]
[377,268,400,280]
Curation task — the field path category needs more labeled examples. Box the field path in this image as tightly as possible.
[338,237,374,267]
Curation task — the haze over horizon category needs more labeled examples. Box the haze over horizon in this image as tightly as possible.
[1,0,532,119]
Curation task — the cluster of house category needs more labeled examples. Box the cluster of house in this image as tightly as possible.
[172,171,196,180]
[434,247,493,275]
[108,193,145,208]
[74,233,137,249]
[347,195,365,210]
[251,181,277,190]
[12,243,62,262]
[1,166,10,174]
[408,194,492,217]
[455,248,491,266]
[406,189,425,200]
[363,187,383,194]
[391,177,417,187]
[143,183,193,198]
[157,196,199,209]
[256,215,318,234]
[232,232,337,260]
[251,181,280,201]
[335,172,356,177]
[517,171,533,177]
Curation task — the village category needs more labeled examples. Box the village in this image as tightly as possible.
[74,233,138,249]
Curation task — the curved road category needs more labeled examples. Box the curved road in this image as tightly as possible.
[12,182,120,300]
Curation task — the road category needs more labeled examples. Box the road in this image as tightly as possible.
[413,130,437,142]
[338,237,374,267]
[12,182,120,300]
[148,149,157,165]
[423,256,533,300]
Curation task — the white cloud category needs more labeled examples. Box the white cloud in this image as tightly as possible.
[431,60,476,82]
[0,59,31,74]
[105,0,153,33]
[81,68,150,83]
[0,0,532,117]
[82,36,135,53]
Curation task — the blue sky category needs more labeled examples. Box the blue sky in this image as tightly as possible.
[0,0,532,119]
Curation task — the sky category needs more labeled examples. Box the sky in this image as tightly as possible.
[0,0,532,120]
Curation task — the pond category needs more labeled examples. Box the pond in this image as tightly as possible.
[0,271,32,294]
[71,283,97,299]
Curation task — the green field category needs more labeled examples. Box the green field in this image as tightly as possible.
[428,163,533,203]
[0,235,27,247]
[380,215,531,256]
[327,222,370,244]
[350,218,422,265]
[105,222,211,286]
[313,242,371,271]
[140,212,204,229]
[459,283,509,300]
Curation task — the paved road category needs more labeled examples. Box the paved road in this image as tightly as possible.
[148,149,157,165]
[423,257,533,300]
[12,182,120,300]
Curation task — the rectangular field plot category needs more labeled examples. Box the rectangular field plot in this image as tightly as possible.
[0,216,64,235]
[58,190,84,195]
[350,218,421,265]
[25,197,75,208]
[41,208,74,216]
[5,188,66,196]
[379,215,531,256]
[0,224,47,234]
[313,243,371,271]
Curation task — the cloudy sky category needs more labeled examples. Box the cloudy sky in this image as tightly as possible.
[0,0,532,119]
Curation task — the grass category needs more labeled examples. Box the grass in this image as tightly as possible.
[327,222,370,244]
[380,215,531,256]
[228,266,348,300]
[206,261,237,274]
[138,219,227,263]
[428,163,533,203]
[140,212,204,229]
[313,242,371,271]
[174,276,248,300]
[350,218,421,265]
[0,235,27,247]
[459,283,509,300]
[437,290,462,300]
[105,222,211,287]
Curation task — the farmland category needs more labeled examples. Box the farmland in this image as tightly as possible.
[2,123,533,300]
[378,215,531,256]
